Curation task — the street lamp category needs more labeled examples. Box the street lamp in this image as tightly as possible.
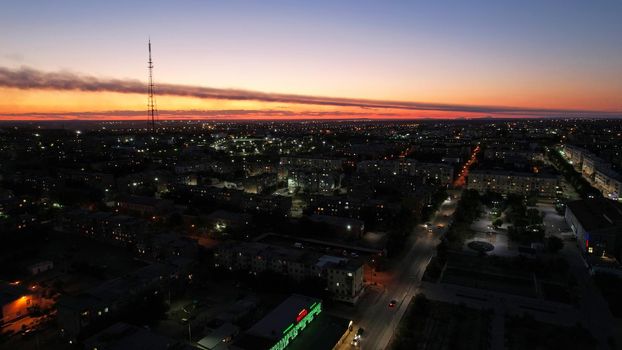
[188,320,192,342]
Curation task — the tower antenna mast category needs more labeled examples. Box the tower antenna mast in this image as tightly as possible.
[147,39,157,130]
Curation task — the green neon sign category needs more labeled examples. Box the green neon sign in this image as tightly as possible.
[272,302,322,350]
[282,323,294,334]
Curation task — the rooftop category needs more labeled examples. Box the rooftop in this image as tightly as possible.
[567,198,622,231]
[470,169,558,179]
[84,322,195,350]
[246,294,320,341]
[0,282,31,306]
[216,241,364,271]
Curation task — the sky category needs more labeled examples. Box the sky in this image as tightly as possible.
[1,0,621,121]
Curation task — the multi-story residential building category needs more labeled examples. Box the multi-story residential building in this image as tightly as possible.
[286,169,342,194]
[57,169,115,189]
[60,210,147,246]
[240,193,292,217]
[482,146,543,162]
[561,144,622,201]
[356,160,415,176]
[356,160,453,185]
[242,173,277,194]
[279,157,344,171]
[57,263,179,340]
[116,195,175,217]
[8,172,59,195]
[562,144,584,168]
[581,154,609,179]
[213,242,364,303]
[135,233,199,261]
[467,170,559,197]
[182,185,292,216]
[307,195,400,225]
[594,167,622,201]
[413,162,455,185]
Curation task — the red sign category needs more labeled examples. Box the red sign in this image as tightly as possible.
[296,309,308,323]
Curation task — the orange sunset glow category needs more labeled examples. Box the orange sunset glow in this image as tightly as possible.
[1,1,621,121]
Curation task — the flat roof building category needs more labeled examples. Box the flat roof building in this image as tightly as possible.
[467,169,559,197]
[214,242,364,303]
[84,322,197,350]
[233,295,322,350]
[565,198,622,259]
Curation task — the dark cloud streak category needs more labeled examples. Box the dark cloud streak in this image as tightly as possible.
[0,109,402,120]
[1,66,620,118]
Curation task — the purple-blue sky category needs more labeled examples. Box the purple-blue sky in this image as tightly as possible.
[1,0,621,120]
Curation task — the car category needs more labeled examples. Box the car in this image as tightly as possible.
[389,299,397,308]
[351,327,365,346]
[21,329,36,338]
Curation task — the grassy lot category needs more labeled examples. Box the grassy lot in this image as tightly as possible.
[425,252,578,304]
[505,314,596,350]
[392,294,491,350]
[442,266,536,298]
[593,273,622,318]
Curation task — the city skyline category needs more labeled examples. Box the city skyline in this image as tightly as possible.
[1,0,622,121]
[2,2,622,348]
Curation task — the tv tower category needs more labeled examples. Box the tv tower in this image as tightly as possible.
[147,39,157,130]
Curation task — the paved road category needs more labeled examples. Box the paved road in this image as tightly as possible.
[340,192,459,350]
[334,191,615,350]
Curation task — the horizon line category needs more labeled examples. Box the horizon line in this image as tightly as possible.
[1,66,622,120]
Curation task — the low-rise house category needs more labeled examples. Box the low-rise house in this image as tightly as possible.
[0,282,38,324]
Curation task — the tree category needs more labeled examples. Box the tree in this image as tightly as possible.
[547,236,564,253]
[411,293,430,316]
[492,218,503,228]
[526,208,543,226]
